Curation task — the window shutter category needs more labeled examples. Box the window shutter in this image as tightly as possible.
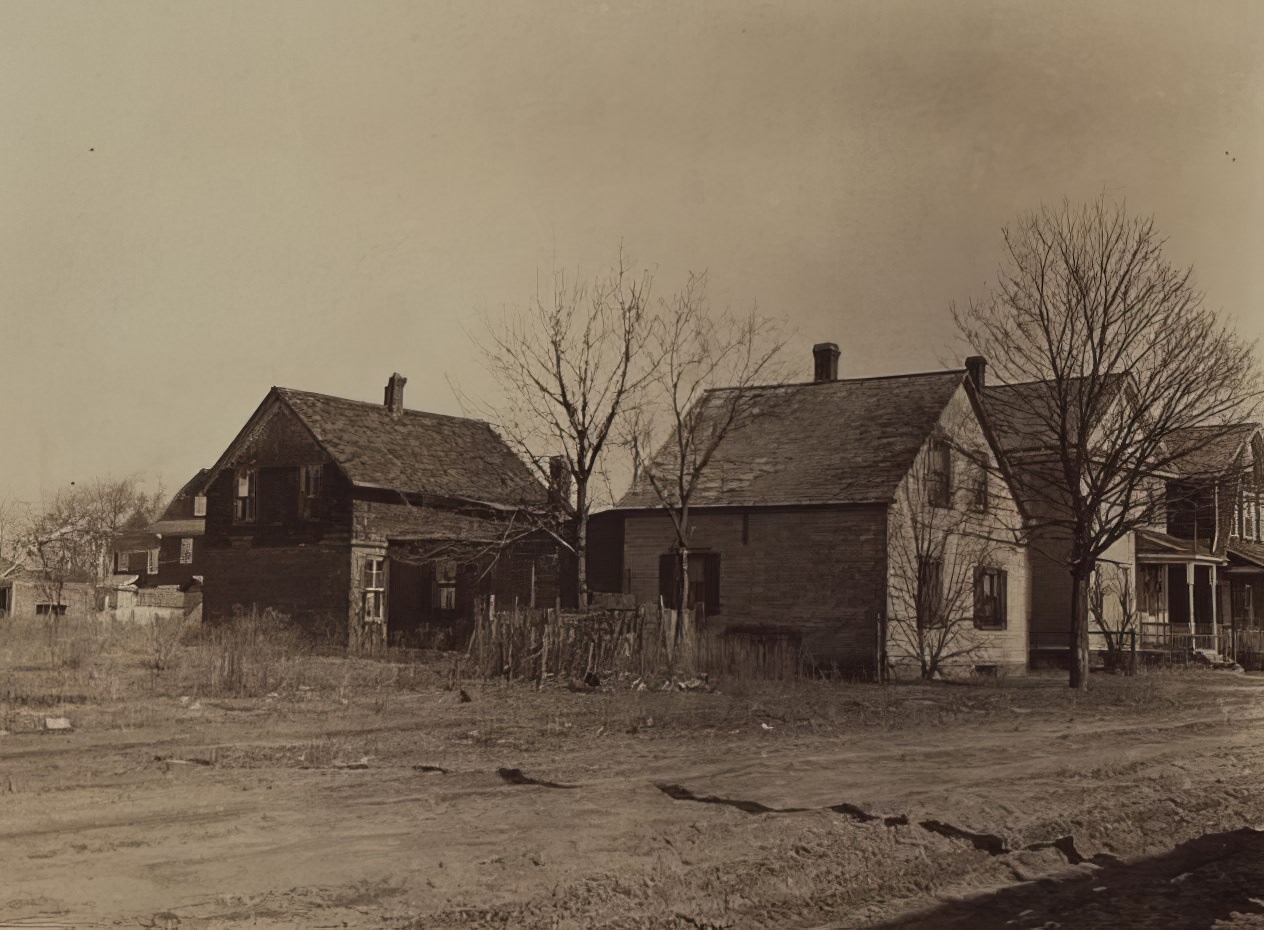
[998,570,1008,628]
[147,548,159,575]
[973,566,984,621]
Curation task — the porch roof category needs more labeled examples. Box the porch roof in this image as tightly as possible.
[1227,540,1264,570]
[1134,528,1225,564]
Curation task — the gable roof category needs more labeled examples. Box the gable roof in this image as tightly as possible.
[158,469,211,522]
[207,386,547,508]
[1166,423,1259,478]
[981,374,1131,460]
[616,370,969,509]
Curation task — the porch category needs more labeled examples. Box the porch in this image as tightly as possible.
[1134,529,1229,654]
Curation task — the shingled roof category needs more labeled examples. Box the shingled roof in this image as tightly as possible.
[1166,423,1259,478]
[273,388,546,507]
[617,370,968,509]
[981,374,1131,459]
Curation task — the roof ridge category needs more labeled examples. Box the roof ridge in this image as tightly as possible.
[702,367,966,396]
[276,386,492,428]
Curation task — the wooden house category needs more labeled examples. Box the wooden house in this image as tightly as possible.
[111,469,210,593]
[198,374,563,647]
[591,345,1030,678]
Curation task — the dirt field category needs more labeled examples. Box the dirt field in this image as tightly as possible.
[3,620,1264,929]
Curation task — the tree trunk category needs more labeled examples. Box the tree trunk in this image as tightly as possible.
[1069,563,1092,691]
[575,479,588,609]
[677,546,689,627]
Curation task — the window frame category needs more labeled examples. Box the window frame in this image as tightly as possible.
[926,438,953,508]
[973,566,1008,630]
[363,556,386,623]
[916,554,945,628]
[299,464,324,520]
[233,467,257,523]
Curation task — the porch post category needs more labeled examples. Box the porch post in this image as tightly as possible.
[1186,563,1196,641]
[1210,564,1219,653]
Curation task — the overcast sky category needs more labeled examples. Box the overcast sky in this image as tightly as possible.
[2,0,1261,505]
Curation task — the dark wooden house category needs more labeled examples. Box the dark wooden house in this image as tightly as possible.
[198,374,562,646]
[593,346,1029,677]
[111,469,209,592]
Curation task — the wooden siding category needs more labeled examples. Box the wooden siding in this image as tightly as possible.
[202,543,350,638]
[621,506,889,674]
[885,384,1030,675]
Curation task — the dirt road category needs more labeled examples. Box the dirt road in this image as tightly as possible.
[3,665,1264,928]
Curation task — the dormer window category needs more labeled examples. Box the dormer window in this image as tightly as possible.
[233,468,256,523]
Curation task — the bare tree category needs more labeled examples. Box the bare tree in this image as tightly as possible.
[956,197,1261,689]
[628,272,784,620]
[21,476,165,608]
[476,251,655,606]
[1088,562,1137,672]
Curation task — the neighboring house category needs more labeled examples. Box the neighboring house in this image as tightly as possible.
[981,363,1260,665]
[980,373,1144,665]
[197,373,563,647]
[591,345,1030,678]
[111,469,210,592]
[1161,423,1264,660]
[0,557,94,619]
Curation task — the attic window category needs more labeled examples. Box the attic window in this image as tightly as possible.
[193,495,207,517]
[926,438,952,507]
[971,468,988,512]
[299,465,323,519]
[234,468,256,523]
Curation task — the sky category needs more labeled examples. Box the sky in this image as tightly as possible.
[1,0,1262,505]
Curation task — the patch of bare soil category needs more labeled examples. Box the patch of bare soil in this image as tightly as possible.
[3,647,1264,929]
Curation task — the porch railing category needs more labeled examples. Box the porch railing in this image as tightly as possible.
[1030,624,1233,670]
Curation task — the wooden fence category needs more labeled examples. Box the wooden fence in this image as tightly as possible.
[464,596,809,683]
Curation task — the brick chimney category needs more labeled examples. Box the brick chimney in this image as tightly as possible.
[813,343,840,382]
[965,356,987,391]
[384,372,407,414]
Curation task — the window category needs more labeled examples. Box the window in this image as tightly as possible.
[147,548,159,575]
[193,495,207,517]
[179,537,194,564]
[363,557,385,622]
[658,551,721,616]
[35,603,67,616]
[116,551,130,573]
[1139,565,1165,616]
[917,555,944,628]
[433,559,457,610]
[973,567,1008,630]
[970,460,989,513]
[234,468,256,523]
[1232,583,1254,625]
[299,465,323,519]
[1232,489,1242,538]
[1246,491,1257,542]
[926,438,952,507]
